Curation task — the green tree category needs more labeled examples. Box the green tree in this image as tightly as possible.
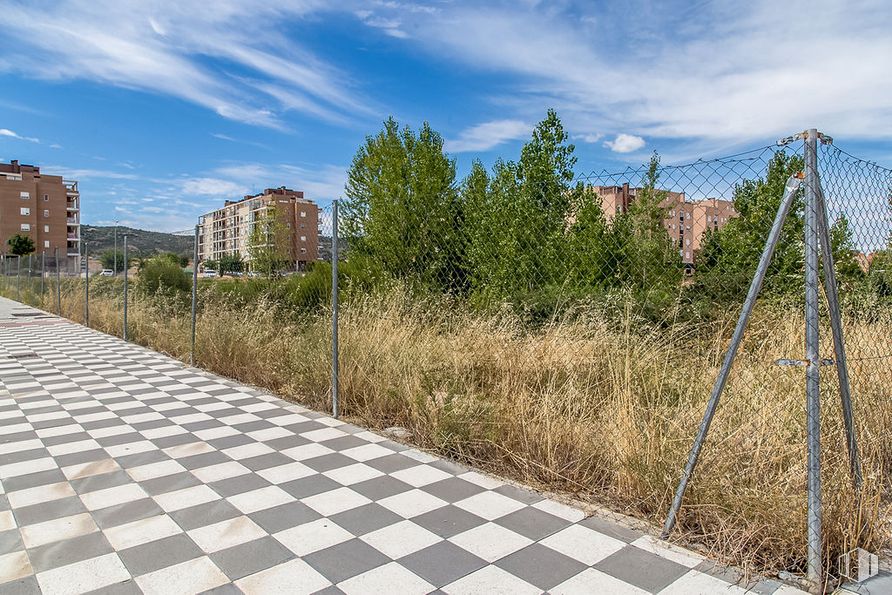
[218,253,244,276]
[203,259,219,272]
[7,234,35,256]
[248,205,291,277]
[611,153,683,290]
[696,152,806,300]
[464,109,577,301]
[343,117,462,291]
[99,249,131,273]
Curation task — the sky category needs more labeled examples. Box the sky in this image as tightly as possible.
[1,0,891,232]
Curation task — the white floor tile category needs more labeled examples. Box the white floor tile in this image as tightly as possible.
[36,553,130,595]
[540,524,626,565]
[274,518,353,556]
[361,520,442,559]
[188,516,267,553]
[551,567,650,595]
[442,564,541,595]
[235,558,331,594]
[135,556,228,595]
[103,514,183,550]
[339,562,434,595]
[449,522,533,562]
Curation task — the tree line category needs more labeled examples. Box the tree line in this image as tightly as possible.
[341,110,891,316]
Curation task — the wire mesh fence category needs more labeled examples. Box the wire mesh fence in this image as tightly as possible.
[1,132,890,589]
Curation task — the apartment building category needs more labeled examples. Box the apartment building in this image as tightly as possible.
[197,187,320,270]
[0,160,81,265]
[592,183,736,264]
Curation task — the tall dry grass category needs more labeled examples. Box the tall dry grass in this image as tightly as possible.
[7,278,890,578]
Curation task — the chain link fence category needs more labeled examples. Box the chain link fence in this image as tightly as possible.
[1,132,890,590]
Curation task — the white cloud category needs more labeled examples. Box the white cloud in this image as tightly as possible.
[445,119,529,153]
[0,128,39,143]
[574,133,603,144]
[42,166,139,180]
[366,0,892,147]
[179,177,248,197]
[0,0,372,128]
[603,133,645,154]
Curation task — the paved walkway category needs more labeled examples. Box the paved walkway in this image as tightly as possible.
[0,297,805,594]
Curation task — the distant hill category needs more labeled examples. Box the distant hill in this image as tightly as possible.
[80,225,193,258]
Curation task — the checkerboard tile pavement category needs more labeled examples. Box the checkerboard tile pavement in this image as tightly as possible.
[0,298,808,594]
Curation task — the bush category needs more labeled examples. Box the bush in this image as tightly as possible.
[139,256,191,294]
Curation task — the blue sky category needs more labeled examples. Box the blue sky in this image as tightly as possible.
[1,0,890,232]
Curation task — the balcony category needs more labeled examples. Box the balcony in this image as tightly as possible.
[67,234,79,240]
[66,200,79,211]
[64,181,79,194]
[67,217,79,225]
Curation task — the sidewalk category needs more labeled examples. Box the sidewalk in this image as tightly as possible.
[0,296,805,594]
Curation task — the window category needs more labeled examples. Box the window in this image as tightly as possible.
[20,223,30,231]
[20,191,29,199]
[44,240,50,248]
[20,207,30,216]
[44,225,49,232]
[44,194,49,201]
[300,236,306,242]
[44,209,49,218]
[300,211,307,218]
[300,248,307,253]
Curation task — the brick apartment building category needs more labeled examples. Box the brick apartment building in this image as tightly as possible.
[0,160,81,266]
[197,187,320,271]
[592,183,736,264]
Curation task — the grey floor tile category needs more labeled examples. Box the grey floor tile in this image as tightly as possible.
[318,436,367,452]
[56,448,109,468]
[71,470,134,495]
[12,496,88,526]
[349,476,414,501]
[364,453,418,474]
[249,501,320,534]
[2,469,65,492]
[593,545,689,593]
[27,531,114,573]
[398,541,487,587]
[421,477,486,503]
[239,452,294,472]
[263,435,309,451]
[493,484,544,505]
[0,529,24,555]
[0,448,50,466]
[301,453,356,473]
[152,433,198,449]
[208,474,271,498]
[495,543,587,591]
[207,435,254,450]
[178,451,231,470]
[140,471,203,496]
[0,575,41,595]
[169,499,243,531]
[412,505,488,538]
[91,498,165,530]
[118,533,204,577]
[493,506,571,541]
[330,503,403,536]
[304,538,391,584]
[115,450,170,469]
[210,537,294,580]
[279,474,341,499]
[82,578,143,595]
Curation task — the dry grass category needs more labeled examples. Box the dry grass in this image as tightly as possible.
[8,278,891,580]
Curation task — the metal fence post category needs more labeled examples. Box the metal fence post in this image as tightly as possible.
[331,200,339,419]
[55,247,61,316]
[84,242,90,326]
[123,236,129,341]
[27,254,32,299]
[191,225,198,367]
[804,128,823,591]
[16,255,21,302]
[41,251,45,296]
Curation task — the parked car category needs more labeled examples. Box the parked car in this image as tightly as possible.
[201,270,218,278]
[100,269,114,277]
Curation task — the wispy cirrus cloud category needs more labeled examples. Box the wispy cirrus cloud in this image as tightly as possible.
[0,0,374,129]
[360,0,892,149]
[445,119,530,153]
[0,128,40,143]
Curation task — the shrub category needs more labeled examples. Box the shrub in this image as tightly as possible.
[138,255,190,294]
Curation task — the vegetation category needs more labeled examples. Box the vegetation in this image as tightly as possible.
[248,206,292,277]
[4,109,889,584]
[7,234,35,256]
[81,225,193,261]
[98,249,132,272]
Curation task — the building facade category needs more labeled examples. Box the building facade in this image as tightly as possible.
[0,160,81,266]
[592,183,736,264]
[197,187,320,271]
